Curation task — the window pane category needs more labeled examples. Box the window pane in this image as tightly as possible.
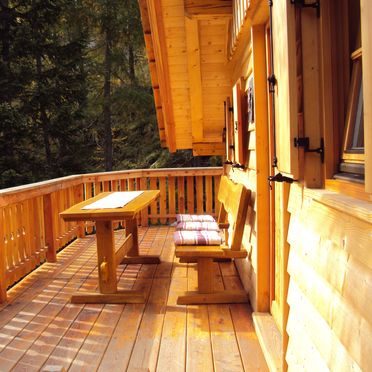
[351,83,364,149]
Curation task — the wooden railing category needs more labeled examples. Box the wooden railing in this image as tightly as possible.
[0,167,223,302]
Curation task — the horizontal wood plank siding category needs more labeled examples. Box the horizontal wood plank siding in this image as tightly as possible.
[287,183,372,370]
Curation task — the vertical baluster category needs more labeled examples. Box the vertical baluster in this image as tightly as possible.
[159,176,167,224]
[149,177,158,224]
[95,181,101,196]
[214,175,221,216]
[85,182,94,233]
[10,204,21,276]
[112,180,120,229]
[0,208,7,302]
[120,179,127,228]
[168,176,176,223]
[177,176,185,214]
[27,198,37,265]
[103,180,110,192]
[187,176,195,214]
[23,199,34,269]
[4,206,14,285]
[120,179,127,191]
[35,197,46,262]
[58,190,66,245]
[196,176,204,214]
[128,178,135,191]
[43,193,57,262]
[205,175,213,215]
[16,203,28,277]
[139,177,149,227]
[74,184,85,238]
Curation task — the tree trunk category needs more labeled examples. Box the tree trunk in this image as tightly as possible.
[128,44,136,84]
[103,27,113,171]
[36,53,53,173]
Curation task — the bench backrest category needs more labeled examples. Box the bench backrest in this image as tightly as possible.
[217,175,250,250]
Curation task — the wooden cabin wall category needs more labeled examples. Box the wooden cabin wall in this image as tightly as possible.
[227,18,270,313]
[286,184,372,370]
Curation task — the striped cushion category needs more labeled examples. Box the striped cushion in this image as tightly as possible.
[175,214,216,223]
[174,230,223,246]
[176,221,220,231]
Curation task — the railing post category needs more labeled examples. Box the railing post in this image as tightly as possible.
[0,208,7,303]
[43,193,57,262]
[73,185,85,238]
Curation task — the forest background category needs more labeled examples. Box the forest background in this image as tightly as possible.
[0,0,220,189]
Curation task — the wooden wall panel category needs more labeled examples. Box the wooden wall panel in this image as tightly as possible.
[287,183,372,370]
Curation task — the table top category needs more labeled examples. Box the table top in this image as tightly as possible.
[60,190,160,221]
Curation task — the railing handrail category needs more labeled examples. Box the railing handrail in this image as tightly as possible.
[0,167,223,207]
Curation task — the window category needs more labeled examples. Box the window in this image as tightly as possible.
[337,0,365,181]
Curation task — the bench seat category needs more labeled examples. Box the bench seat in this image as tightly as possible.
[174,175,251,305]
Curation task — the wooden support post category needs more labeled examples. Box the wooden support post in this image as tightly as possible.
[73,185,85,238]
[95,220,117,294]
[0,208,7,303]
[125,217,139,257]
[43,193,57,262]
[198,258,214,293]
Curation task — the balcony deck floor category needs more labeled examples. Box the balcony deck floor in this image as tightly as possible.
[0,226,268,372]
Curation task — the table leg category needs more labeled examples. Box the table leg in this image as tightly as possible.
[96,220,117,294]
[120,216,161,265]
[70,219,146,304]
[126,217,139,257]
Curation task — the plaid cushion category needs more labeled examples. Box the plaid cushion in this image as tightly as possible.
[175,214,216,222]
[176,221,220,231]
[174,230,223,246]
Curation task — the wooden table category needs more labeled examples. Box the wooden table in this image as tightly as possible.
[60,190,160,304]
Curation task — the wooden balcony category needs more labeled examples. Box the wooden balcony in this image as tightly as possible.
[0,168,268,371]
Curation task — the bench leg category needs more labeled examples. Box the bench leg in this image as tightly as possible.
[198,258,214,293]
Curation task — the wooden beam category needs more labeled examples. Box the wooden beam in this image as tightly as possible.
[361,0,372,193]
[115,233,133,266]
[192,142,225,156]
[147,0,177,152]
[185,17,204,142]
[251,25,270,312]
[185,0,232,17]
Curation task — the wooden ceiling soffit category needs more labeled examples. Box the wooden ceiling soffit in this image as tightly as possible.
[192,142,225,156]
[139,0,177,152]
[185,18,204,143]
[185,0,233,17]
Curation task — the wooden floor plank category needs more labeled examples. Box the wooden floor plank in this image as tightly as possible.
[126,277,170,371]
[0,226,268,372]
[225,276,269,371]
[156,276,187,372]
[0,244,99,370]
[97,227,165,372]
[186,263,214,372]
[208,268,244,372]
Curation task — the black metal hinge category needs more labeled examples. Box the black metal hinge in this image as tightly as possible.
[294,137,324,163]
[290,0,320,17]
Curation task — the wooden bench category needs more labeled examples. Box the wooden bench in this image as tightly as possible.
[175,175,251,305]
